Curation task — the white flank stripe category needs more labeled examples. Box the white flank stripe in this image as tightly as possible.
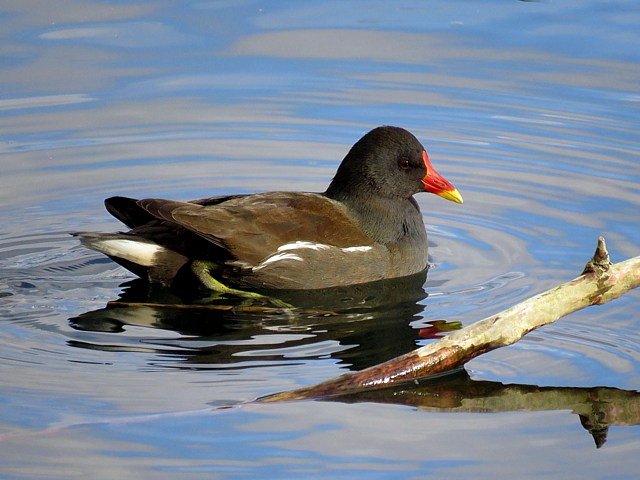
[253,252,303,271]
[341,246,373,253]
[96,239,164,266]
[277,241,330,252]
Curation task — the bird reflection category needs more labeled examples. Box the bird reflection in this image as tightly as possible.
[68,271,640,449]
[68,270,450,370]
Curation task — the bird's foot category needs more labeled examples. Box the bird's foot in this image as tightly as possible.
[191,260,293,309]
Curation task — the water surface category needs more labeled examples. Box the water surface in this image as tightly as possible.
[1,1,639,478]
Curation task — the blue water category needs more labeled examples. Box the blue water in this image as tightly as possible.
[1,1,640,478]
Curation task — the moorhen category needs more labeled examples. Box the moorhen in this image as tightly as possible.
[74,126,462,293]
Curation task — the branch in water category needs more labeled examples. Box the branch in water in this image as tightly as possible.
[260,237,640,402]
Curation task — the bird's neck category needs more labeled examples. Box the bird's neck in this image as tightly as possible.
[325,186,426,245]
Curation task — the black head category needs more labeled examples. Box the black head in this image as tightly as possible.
[326,126,462,203]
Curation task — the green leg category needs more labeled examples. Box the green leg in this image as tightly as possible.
[191,260,293,308]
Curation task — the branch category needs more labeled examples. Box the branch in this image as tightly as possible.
[328,373,640,448]
[260,237,640,402]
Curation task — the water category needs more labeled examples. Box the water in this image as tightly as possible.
[1,1,639,478]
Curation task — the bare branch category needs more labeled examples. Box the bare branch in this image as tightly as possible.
[260,237,640,402]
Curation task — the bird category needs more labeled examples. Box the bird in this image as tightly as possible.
[74,126,462,295]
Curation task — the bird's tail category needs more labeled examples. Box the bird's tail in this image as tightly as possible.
[72,232,188,285]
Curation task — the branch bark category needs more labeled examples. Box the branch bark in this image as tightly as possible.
[260,237,640,402]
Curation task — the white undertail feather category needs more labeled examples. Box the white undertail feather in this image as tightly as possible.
[79,236,166,266]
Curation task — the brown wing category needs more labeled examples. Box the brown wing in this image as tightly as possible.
[137,192,373,265]
[105,194,242,229]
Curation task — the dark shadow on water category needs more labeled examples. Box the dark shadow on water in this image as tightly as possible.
[67,271,640,450]
[68,270,458,370]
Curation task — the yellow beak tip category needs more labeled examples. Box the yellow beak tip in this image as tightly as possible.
[438,188,464,204]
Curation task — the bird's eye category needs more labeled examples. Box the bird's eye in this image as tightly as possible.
[398,158,410,170]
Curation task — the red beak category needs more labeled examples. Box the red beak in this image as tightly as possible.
[421,151,463,204]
